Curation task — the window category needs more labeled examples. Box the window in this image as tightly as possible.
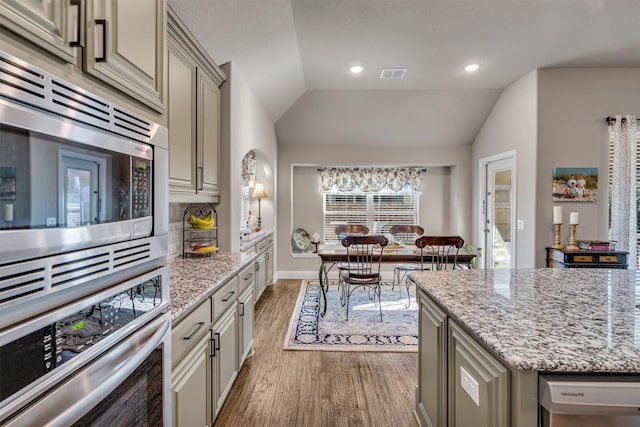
[323,191,419,242]
[608,131,640,268]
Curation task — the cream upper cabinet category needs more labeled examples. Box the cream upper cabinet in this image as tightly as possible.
[167,7,225,203]
[168,38,197,194]
[84,0,166,112]
[1,0,165,113]
[197,68,221,196]
[0,0,79,63]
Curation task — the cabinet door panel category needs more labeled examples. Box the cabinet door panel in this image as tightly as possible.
[238,286,254,367]
[168,41,197,194]
[0,0,77,62]
[85,0,165,112]
[197,69,220,195]
[172,333,211,427]
[212,305,238,416]
[448,321,509,427]
[417,291,447,427]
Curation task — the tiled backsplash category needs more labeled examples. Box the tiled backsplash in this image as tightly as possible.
[168,203,189,259]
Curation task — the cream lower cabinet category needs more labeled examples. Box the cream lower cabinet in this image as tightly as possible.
[171,332,211,427]
[416,288,538,427]
[265,237,275,286]
[416,291,448,427]
[167,8,225,203]
[237,263,255,368]
[211,304,238,417]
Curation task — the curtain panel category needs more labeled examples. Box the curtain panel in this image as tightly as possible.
[320,167,422,193]
[610,114,638,269]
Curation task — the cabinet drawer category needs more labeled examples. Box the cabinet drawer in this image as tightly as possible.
[573,255,593,262]
[256,240,268,253]
[171,297,212,365]
[599,255,619,263]
[238,263,256,294]
[212,278,238,322]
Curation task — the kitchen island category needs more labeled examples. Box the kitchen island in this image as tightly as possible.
[409,268,640,427]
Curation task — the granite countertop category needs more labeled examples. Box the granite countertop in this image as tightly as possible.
[169,252,256,322]
[409,268,640,373]
[239,229,273,252]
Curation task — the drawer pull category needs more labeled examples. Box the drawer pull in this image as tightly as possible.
[222,291,235,302]
[244,273,254,281]
[183,322,205,340]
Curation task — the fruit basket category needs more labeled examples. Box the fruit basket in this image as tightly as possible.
[183,203,218,258]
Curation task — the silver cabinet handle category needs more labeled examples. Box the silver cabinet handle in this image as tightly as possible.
[243,273,254,281]
[239,302,245,316]
[198,166,204,190]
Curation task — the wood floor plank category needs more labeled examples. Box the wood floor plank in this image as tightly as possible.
[213,279,419,427]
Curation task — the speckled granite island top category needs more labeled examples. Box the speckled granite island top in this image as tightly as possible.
[169,252,256,321]
[410,268,640,373]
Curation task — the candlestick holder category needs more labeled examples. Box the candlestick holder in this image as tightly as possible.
[552,224,564,249]
[566,224,579,250]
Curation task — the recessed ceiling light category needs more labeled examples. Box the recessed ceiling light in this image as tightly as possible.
[350,65,363,74]
[465,63,480,72]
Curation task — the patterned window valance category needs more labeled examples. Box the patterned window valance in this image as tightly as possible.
[320,167,422,193]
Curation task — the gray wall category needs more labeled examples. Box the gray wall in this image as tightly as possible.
[219,62,278,252]
[536,68,640,266]
[278,144,472,276]
[471,70,538,268]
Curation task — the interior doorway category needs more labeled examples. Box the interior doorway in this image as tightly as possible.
[480,153,515,269]
[59,152,105,227]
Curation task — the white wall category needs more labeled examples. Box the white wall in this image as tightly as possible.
[536,68,640,266]
[278,144,472,275]
[472,70,538,268]
[219,62,278,252]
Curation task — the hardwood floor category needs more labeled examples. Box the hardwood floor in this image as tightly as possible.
[213,279,419,427]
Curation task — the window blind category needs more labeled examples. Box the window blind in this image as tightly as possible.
[323,192,419,242]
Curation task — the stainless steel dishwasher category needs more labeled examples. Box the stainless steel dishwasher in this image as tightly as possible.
[539,375,640,427]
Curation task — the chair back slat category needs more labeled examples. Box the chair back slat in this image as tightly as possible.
[389,224,424,244]
[341,235,388,279]
[415,235,464,270]
[335,224,369,240]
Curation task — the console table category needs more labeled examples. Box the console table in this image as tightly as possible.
[546,247,628,269]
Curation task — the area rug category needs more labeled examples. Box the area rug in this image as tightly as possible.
[283,280,418,352]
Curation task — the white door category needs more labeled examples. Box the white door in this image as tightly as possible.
[484,158,515,269]
[60,155,103,226]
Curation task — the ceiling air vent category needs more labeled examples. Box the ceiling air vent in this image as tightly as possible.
[379,68,407,79]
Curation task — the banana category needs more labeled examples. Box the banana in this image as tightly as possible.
[194,245,217,252]
[188,212,215,229]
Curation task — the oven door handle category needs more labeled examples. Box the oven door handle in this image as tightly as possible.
[4,313,170,427]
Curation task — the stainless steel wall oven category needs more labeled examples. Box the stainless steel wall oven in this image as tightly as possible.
[0,51,170,425]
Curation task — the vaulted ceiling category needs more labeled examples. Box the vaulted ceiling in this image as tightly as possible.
[169,0,640,146]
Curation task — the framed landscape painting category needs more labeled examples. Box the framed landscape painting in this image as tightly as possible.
[552,167,598,202]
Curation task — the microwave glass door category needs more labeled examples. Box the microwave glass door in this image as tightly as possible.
[0,123,151,230]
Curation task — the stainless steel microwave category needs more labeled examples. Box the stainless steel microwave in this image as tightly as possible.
[0,51,168,266]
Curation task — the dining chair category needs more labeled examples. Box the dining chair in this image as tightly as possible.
[415,235,465,271]
[334,224,369,303]
[340,235,388,321]
[388,224,425,290]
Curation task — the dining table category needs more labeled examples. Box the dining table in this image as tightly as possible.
[316,243,475,316]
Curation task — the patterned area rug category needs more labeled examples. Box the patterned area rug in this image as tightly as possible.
[283,280,418,352]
